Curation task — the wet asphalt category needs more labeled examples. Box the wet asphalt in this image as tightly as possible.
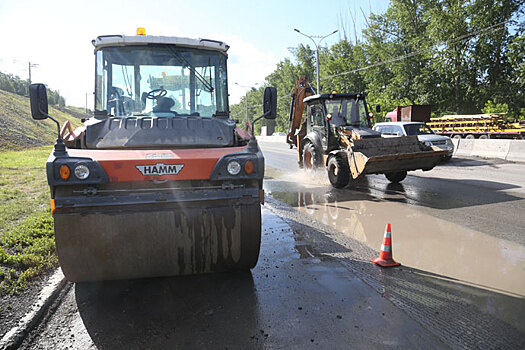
[260,141,525,245]
[20,141,525,349]
[21,208,446,349]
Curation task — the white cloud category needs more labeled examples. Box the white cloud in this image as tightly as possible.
[0,1,281,108]
[221,35,279,104]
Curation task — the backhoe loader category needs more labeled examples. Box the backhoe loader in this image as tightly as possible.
[29,30,277,282]
[287,77,446,188]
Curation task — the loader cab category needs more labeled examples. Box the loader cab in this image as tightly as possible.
[303,93,376,152]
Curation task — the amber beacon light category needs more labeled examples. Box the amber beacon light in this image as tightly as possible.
[137,27,146,35]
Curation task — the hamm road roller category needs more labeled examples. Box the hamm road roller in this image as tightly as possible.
[29,29,277,282]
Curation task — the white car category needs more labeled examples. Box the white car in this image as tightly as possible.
[373,122,454,160]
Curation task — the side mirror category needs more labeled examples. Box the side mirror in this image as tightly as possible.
[29,83,67,156]
[375,104,381,113]
[29,84,49,120]
[263,87,277,120]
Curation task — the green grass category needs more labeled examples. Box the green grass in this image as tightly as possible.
[0,146,57,294]
[0,213,57,295]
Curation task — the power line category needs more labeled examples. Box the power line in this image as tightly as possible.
[321,16,521,81]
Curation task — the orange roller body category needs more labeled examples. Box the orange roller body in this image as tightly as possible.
[30,32,277,282]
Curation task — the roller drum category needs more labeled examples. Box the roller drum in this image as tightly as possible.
[54,199,261,282]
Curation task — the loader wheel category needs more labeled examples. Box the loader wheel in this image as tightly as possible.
[302,142,322,171]
[327,154,350,188]
[385,171,407,183]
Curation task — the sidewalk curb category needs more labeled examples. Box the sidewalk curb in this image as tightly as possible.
[0,268,66,350]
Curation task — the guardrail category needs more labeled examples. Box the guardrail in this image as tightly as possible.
[256,135,286,143]
[452,139,524,162]
[257,135,525,163]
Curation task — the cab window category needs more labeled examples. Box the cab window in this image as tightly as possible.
[308,104,324,127]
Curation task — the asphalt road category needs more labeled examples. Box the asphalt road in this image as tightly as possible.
[260,140,525,245]
[20,141,525,349]
[21,208,446,350]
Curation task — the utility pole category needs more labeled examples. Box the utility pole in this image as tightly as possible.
[28,62,39,85]
[294,29,338,94]
[85,93,88,114]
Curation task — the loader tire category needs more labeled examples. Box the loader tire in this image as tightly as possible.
[302,142,322,171]
[385,171,407,183]
[327,154,350,188]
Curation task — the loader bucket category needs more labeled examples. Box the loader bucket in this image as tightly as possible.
[54,195,261,282]
[347,136,447,178]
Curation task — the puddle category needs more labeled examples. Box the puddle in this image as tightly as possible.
[265,181,525,298]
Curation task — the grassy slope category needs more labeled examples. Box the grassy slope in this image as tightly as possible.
[0,91,83,294]
[0,90,82,151]
[0,147,56,295]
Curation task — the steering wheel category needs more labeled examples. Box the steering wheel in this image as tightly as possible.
[146,88,167,100]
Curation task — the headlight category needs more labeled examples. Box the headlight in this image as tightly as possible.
[424,141,432,146]
[74,164,90,180]
[227,161,241,175]
[446,139,453,145]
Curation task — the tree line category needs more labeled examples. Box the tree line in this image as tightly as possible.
[0,71,66,107]
[231,0,524,133]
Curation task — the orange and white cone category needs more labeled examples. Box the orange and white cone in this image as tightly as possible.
[371,223,400,267]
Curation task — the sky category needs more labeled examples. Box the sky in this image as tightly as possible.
[0,0,389,107]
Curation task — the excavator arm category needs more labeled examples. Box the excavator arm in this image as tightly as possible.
[286,76,315,148]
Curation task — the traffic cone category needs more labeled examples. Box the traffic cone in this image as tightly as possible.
[371,223,401,267]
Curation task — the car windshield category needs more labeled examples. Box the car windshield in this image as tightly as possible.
[325,98,370,127]
[404,124,434,135]
[95,45,228,117]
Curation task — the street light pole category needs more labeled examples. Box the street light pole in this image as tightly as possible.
[294,28,338,94]
[235,82,259,124]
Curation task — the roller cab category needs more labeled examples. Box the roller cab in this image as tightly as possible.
[29,31,277,282]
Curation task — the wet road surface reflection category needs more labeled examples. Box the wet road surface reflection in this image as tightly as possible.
[75,272,261,349]
[265,179,525,298]
[59,208,444,349]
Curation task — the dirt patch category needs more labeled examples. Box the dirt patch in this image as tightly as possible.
[0,269,54,338]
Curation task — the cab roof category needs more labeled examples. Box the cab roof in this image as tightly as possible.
[92,35,229,53]
[303,92,366,104]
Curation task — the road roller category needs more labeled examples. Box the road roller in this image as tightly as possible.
[28,29,277,282]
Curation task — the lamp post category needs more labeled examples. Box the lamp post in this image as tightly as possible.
[294,28,338,94]
[235,82,259,124]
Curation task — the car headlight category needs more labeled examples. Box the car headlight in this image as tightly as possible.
[424,141,432,146]
[446,139,453,145]
[74,164,90,180]
[227,160,241,175]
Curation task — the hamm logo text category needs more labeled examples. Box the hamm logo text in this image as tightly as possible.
[136,163,184,176]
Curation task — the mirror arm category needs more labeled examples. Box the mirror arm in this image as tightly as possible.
[41,109,67,156]
[247,111,269,151]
